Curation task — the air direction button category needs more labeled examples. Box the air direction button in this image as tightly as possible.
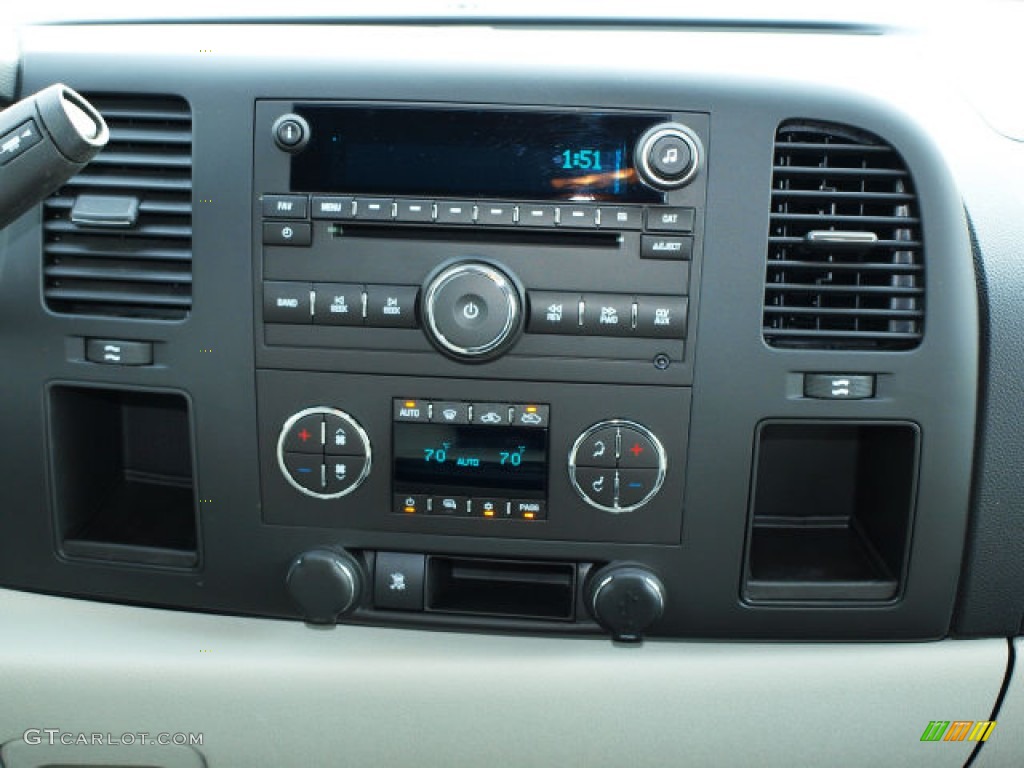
[575,427,618,468]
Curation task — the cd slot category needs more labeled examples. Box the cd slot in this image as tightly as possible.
[330,223,621,249]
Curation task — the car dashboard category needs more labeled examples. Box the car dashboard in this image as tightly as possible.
[1,4,1023,766]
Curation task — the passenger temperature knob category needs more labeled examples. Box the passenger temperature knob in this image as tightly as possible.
[587,563,666,641]
[286,547,364,624]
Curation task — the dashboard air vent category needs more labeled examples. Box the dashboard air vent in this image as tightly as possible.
[763,120,923,350]
[43,95,192,320]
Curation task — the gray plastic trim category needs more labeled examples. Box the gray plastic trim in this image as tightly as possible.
[0,588,1008,767]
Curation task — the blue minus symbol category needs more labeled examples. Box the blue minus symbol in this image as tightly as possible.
[297,467,313,474]
[628,482,643,489]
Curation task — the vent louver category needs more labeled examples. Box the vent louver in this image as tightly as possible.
[43,95,192,320]
[763,120,923,350]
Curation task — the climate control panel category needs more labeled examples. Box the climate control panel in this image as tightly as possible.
[277,407,372,499]
[569,420,667,512]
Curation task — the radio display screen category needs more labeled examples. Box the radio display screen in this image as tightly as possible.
[393,423,547,496]
[291,106,666,202]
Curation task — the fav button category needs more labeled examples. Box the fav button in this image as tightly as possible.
[262,194,308,219]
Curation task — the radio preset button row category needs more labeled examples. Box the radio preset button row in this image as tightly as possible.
[263,282,419,329]
[262,191,687,233]
[528,292,687,339]
[393,398,549,428]
[394,494,546,521]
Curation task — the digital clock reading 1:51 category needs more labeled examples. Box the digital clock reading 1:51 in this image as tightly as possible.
[559,149,603,171]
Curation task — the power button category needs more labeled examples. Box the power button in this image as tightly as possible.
[272,114,310,154]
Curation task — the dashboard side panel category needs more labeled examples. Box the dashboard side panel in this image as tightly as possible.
[0,588,1008,768]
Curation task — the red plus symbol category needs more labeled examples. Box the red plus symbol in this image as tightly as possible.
[297,428,311,443]
[630,443,643,457]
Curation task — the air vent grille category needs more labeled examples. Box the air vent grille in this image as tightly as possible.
[43,95,192,320]
[763,120,923,350]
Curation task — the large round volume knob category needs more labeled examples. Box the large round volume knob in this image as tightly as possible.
[587,563,666,641]
[422,261,522,360]
[635,123,702,190]
[286,548,364,624]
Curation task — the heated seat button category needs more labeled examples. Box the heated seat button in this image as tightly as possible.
[283,413,324,454]
[324,456,367,495]
[365,285,419,328]
[528,291,581,335]
[283,452,324,493]
[573,468,616,509]
[263,282,312,324]
[636,296,688,339]
[374,552,426,611]
[574,427,618,468]
[617,429,661,469]
[323,414,365,456]
[618,469,660,509]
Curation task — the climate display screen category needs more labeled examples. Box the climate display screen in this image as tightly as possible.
[291,106,666,202]
[393,423,547,495]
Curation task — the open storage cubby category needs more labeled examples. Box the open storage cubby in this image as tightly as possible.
[744,421,919,602]
[49,385,198,567]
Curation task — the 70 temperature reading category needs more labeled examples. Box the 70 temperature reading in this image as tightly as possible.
[500,447,526,466]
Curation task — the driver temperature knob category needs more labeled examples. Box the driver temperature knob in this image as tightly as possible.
[422,261,522,361]
[286,547,364,624]
[587,563,666,641]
